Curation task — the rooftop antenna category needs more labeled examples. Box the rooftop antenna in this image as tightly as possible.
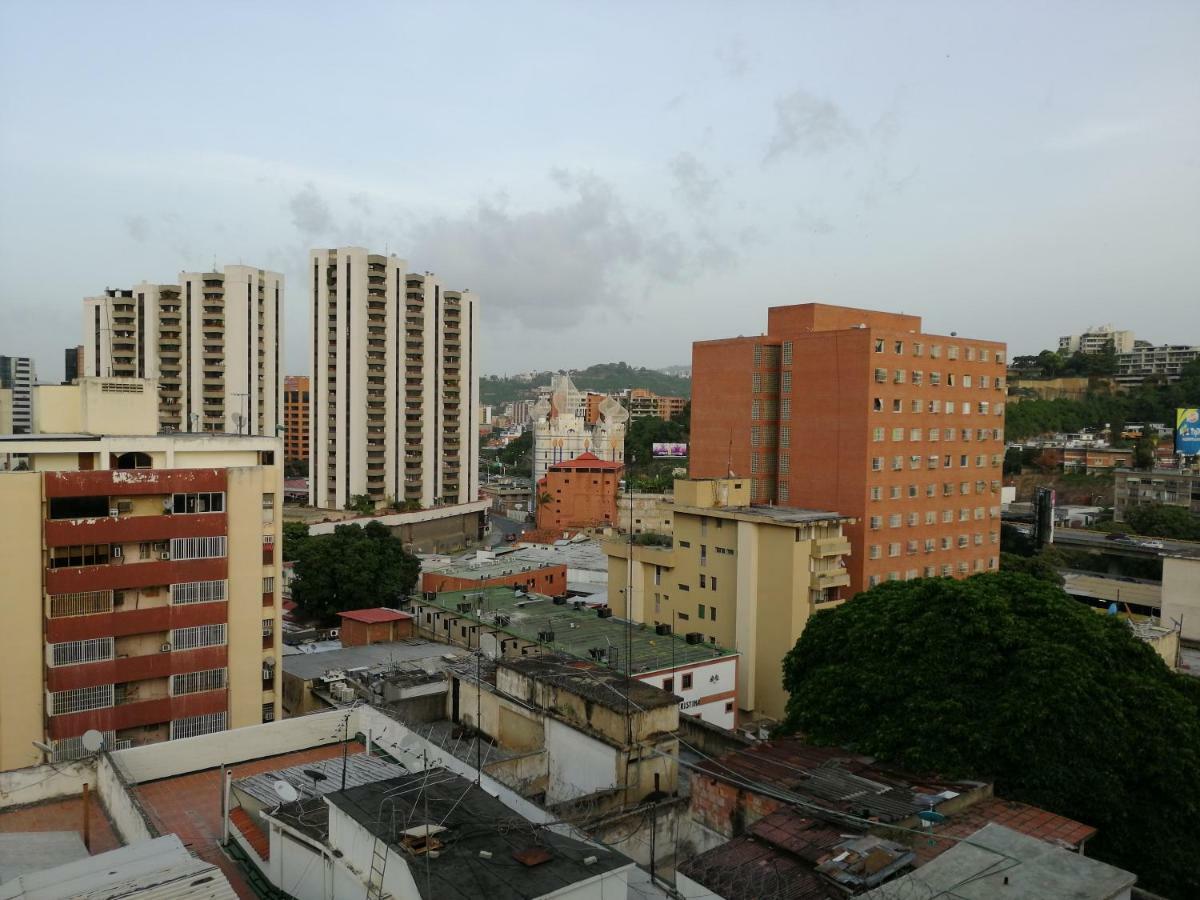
[81,729,105,754]
[272,780,300,805]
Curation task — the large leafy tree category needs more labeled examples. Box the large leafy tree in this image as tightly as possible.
[281,521,310,562]
[1124,503,1200,541]
[292,521,419,621]
[779,573,1200,898]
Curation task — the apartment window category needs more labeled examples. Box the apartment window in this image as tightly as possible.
[929,428,940,441]
[913,342,924,356]
[870,486,882,501]
[778,454,790,474]
[946,401,956,414]
[171,580,227,605]
[699,576,706,590]
[711,577,718,591]
[172,624,227,650]
[980,375,990,388]
[892,399,902,412]
[263,703,276,723]
[263,576,275,594]
[893,369,906,384]
[890,485,901,499]
[892,427,904,441]
[782,341,792,364]
[941,536,952,550]
[930,344,942,358]
[171,668,226,696]
[170,712,227,740]
[892,456,903,471]
[875,339,885,353]
[873,427,885,442]
[948,373,957,387]
[870,516,881,530]
[654,565,662,586]
[874,397,883,412]
[698,603,706,618]
[928,455,939,469]
[170,536,227,560]
[894,340,904,354]
[51,637,113,667]
[781,426,791,447]
[929,399,941,413]
[172,492,224,514]
[912,399,922,413]
[979,402,989,415]
[948,346,959,360]
[943,509,954,523]
[909,455,921,470]
[910,428,922,441]
[778,483,789,502]
[963,375,972,388]
[50,685,114,716]
[930,372,941,386]
[912,370,923,386]
[682,673,693,690]
[780,399,790,419]
[874,368,887,382]
[941,564,953,576]
[678,584,690,592]
[926,486,936,500]
[49,544,110,568]
[925,538,936,552]
[888,543,900,557]
[781,372,792,393]
[907,540,918,555]
[49,590,112,618]
[888,514,901,528]
[868,575,880,587]
[872,457,883,471]
[925,566,936,577]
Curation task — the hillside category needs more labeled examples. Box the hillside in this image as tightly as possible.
[481,362,691,407]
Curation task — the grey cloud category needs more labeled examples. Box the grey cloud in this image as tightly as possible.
[796,206,835,235]
[715,37,751,79]
[663,93,687,112]
[668,152,720,210]
[764,90,859,163]
[408,170,704,329]
[124,215,150,242]
[289,182,333,236]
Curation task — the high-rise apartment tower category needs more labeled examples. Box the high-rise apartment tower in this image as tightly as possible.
[0,355,36,434]
[82,266,283,436]
[283,375,310,463]
[309,248,479,511]
[691,303,1007,595]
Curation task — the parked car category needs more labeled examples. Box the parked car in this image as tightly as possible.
[1105,532,1130,541]
[1141,540,1165,550]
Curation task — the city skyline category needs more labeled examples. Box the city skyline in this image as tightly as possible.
[2,1,1198,382]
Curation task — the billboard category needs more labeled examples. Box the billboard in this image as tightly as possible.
[1177,408,1200,455]
[652,442,688,458]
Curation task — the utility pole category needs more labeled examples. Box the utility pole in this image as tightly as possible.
[341,712,350,791]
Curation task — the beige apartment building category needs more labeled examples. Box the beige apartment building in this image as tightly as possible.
[82,266,283,436]
[605,478,852,721]
[309,248,479,511]
[0,377,282,771]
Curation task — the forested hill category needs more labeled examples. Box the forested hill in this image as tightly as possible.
[481,362,691,406]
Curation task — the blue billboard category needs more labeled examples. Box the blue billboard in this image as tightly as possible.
[1176,408,1200,455]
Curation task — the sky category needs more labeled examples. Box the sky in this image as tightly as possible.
[1,0,1197,382]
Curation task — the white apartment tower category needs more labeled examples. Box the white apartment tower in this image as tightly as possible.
[82,267,283,435]
[309,248,479,511]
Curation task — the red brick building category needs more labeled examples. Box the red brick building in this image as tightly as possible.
[535,452,622,532]
[283,375,310,463]
[691,303,1007,594]
[337,608,414,646]
[421,557,567,596]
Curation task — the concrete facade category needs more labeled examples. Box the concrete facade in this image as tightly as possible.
[0,356,35,434]
[82,267,283,436]
[0,379,282,771]
[309,248,479,512]
[690,303,1006,595]
[1163,555,1200,642]
[1058,325,1136,356]
[1113,468,1200,520]
[532,375,626,486]
[605,478,852,720]
[536,452,622,532]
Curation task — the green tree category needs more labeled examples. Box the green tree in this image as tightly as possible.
[281,521,310,562]
[625,415,687,466]
[292,520,420,621]
[778,573,1200,898]
[999,550,1065,585]
[1133,432,1157,470]
[348,494,375,515]
[1124,503,1200,540]
[496,431,533,477]
[671,401,691,431]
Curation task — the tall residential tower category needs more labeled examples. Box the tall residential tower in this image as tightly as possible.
[309,248,479,511]
[82,266,283,436]
[691,303,1006,595]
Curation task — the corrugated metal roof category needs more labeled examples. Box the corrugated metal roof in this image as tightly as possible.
[234,754,408,807]
[0,835,236,900]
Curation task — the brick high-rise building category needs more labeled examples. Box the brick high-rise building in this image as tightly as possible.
[535,452,623,532]
[283,375,310,463]
[82,266,284,436]
[309,248,479,511]
[691,303,1007,594]
[0,377,282,770]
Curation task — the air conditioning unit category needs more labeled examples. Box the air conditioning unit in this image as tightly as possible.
[655,624,671,636]
[160,552,171,561]
[328,628,340,638]
[111,546,122,558]
[685,632,704,645]
[597,608,613,619]
[162,498,173,512]
[154,541,168,551]
[116,500,133,513]
[160,642,172,653]
[109,508,119,518]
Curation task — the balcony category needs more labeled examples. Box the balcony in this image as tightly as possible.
[44,468,226,498]
[46,645,229,692]
[44,511,225,546]
[810,569,851,591]
[47,689,227,740]
[814,537,852,559]
[46,557,227,595]
[45,600,228,643]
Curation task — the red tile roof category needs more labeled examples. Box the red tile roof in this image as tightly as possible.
[915,797,1097,864]
[230,806,270,860]
[548,452,623,471]
[337,608,413,624]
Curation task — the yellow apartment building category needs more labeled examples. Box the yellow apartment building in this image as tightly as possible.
[605,478,852,721]
[0,377,283,770]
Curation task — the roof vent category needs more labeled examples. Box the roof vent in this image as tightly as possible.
[513,847,553,867]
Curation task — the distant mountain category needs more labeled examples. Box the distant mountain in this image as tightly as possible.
[481,362,691,407]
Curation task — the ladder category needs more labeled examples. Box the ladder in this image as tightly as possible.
[365,837,388,900]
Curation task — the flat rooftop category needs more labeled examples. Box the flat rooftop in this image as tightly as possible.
[498,654,681,713]
[427,586,736,673]
[674,503,851,526]
[430,554,564,581]
[503,540,609,572]
[325,769,630,900]
[281,639,459,681]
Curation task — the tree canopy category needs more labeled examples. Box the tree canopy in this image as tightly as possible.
[1123,502,1200,541]
[291,520,420,621]
[281,521,310,562]
[779,573,1200,898]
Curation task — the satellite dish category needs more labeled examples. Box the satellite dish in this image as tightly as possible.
[272,780,300,804]
[81,730,105,753]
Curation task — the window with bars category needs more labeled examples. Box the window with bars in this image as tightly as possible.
[172,624,226,650]
[49,590,112,618]
[53,731,115,762]
[262,577,275,593]
[781,371,791,392]
[171,580,227,605]
[50,684,114,716]
[172,668,226,695]
[170,537,227,560]
[780,426,790,448]
[782,341,792,364]
[170,712,227,740]
[51,637,114,667]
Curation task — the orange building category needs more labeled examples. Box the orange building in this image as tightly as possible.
[421,557,567,596]
[627,388,687,421]
[536,452,623,531]
[283,375,310,463]
[336,608,414,646]
[691,303,1007,594]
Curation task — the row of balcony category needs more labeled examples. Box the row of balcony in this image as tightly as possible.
[47,688,227,740]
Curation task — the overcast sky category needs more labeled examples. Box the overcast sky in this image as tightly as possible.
[2,1,1197,381]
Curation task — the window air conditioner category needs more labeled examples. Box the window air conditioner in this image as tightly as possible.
[160,552,171,561]
[112,546,122,558]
